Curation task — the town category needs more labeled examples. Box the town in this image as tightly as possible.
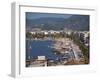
[26,28,89,67]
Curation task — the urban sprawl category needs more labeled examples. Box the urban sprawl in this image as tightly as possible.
[26,28,89,67]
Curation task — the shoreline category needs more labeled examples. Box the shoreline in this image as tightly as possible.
[26,37,85,64]
[26,37,55,41]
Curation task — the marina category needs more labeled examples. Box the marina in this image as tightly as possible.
[26,38,85,67]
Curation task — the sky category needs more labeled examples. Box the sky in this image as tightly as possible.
[26,12,73,20]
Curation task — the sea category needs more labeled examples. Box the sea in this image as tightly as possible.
[26,40,61,60]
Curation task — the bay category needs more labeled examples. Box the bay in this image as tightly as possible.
[26,40,60,60]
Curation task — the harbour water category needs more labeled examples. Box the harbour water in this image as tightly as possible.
[26,40,61,60]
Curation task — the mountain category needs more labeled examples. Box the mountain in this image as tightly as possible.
[65,15,89,31]
[26,15,89,31]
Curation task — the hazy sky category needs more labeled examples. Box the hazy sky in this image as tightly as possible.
[26,12,73,20]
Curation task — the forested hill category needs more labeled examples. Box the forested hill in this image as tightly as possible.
[26,15,89,31]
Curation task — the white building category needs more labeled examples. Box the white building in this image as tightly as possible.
[41,31,49,35]
[30,31,36,34]
[37,56,46,61]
